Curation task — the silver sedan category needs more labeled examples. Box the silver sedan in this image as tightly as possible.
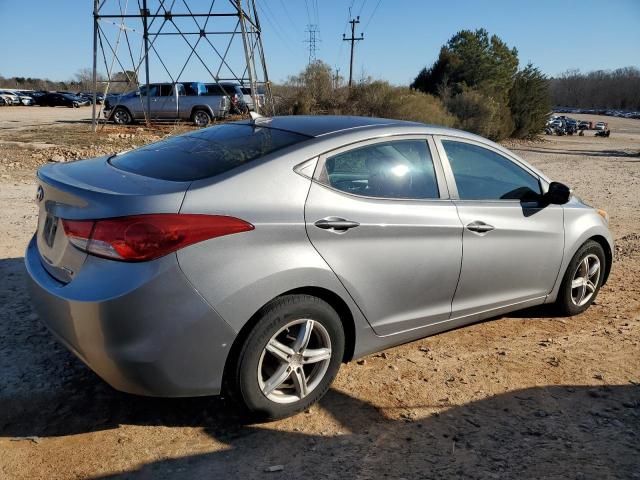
[26,116,613,419]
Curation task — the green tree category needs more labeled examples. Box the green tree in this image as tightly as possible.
[412,28,550,140]
[411,29,518,98]
[509,64,551,138]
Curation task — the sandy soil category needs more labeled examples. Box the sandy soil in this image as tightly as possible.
[0,112,639,480]
[0,106,93,132]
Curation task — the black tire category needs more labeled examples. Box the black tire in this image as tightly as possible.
[227,294,345,420]
[112,107,132,125]
[555,240,606,316]
[192,109,212,127]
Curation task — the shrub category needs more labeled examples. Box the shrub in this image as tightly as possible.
[274,69,455,128]
[447,88,513,141]
[509,64,551,138]
[347,81,456,126]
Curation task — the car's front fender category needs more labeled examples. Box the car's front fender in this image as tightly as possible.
[545,203,614,303]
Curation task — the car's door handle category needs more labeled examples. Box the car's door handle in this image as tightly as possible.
[314,217,360,231]
[466,221,495,233]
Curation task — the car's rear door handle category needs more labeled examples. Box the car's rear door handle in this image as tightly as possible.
[466,221,495,233]
[314,217,360,231]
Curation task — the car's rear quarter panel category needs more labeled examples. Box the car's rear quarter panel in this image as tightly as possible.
[176,145,355,332]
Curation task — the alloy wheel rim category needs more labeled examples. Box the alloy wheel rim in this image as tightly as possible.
[570,254,600,307]
[257,318,332,404]
[194,112,209,126]
[114,110,129,124]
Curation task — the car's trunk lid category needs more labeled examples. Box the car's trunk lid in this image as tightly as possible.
[35,156,191,283]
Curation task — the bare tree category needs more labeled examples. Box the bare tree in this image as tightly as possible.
[550,67,640,110]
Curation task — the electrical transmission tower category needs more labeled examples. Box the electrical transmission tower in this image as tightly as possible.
[304,24,320,64]
[342,16,363,88]
[91,0,274,131]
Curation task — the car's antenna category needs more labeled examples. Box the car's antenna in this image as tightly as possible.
[249,111,270,126]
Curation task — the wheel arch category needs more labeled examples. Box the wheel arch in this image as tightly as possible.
[221,286,357,394]
[110,105,133,122]
[190,104,214,118]
[589,234,612,285]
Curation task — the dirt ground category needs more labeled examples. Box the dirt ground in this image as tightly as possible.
[0,110,639,480]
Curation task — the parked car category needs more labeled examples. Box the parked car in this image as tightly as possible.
[36,93,83,108]
[578,121,591,130]
[25,116,613,419]
[0,90,21,105]
[0,93,14,106]
[205,82,247,114]
[78,92,105,104]
[0,96,6,106]
[104,82,229,126]
[595,122,607,131]
[239,86,266,112]
[564,119,578,134]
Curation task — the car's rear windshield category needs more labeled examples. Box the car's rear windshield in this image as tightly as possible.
[109,123,311,181]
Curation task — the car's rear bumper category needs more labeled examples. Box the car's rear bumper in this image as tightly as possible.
[25,235,237,397]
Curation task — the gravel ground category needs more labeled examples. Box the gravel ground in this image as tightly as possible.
[0,112,638,479]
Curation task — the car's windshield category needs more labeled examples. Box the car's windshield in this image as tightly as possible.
[109,123,311,181]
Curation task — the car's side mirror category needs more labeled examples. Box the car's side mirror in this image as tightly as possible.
[544,181,571,205]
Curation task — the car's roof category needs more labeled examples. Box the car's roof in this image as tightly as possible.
[247,115,419,137]
[242,115,483,141]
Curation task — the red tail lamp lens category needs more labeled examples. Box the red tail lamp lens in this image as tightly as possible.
[62,214,253,261]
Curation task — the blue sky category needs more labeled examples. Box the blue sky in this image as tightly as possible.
[1,0,639,85]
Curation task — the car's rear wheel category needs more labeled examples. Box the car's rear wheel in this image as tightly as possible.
[112,107,132,125]
[192,109,211,127]
[228,294,344,420]
[555,240,605,316]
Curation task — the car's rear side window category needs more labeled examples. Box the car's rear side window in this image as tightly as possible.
[205,84,224,95]
[109,124,311,181]
[318,140,439,199]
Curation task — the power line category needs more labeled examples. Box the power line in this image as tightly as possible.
[355,0,368,19]
[363,0,383,31]
[278,0,298,35]
[255,0,298,57]
[335,1,355,67]
[303,0,312,25]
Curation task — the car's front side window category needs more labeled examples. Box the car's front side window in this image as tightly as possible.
[441,140,541,201]
[319,140,439,200]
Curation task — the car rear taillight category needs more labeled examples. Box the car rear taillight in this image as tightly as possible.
[62,214,254,261]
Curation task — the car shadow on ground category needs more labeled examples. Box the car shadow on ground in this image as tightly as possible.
[1,256,639,478]
[91,385,639,479]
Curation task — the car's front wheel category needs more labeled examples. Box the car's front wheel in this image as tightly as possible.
[228,294,344,420]
[112,107,133,125]
[556,240,605,315]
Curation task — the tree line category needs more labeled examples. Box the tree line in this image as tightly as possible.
[0,69,137,93]
[550,67,640,110]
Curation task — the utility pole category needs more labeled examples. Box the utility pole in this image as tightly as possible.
[304,24,319,64]
[141,0,151,126]
[333,67,340,89]
[91,0,98,132]
[343,16,363,88]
